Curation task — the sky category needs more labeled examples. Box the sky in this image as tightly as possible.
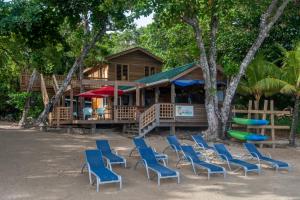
[134,13,154,28]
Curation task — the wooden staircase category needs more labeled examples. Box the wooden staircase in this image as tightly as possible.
[123,123,139,137]
[138,103,175,137]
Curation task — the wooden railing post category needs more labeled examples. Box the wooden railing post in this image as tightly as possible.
[70,84,74,120]
[114,82,118,122]
[155,103,160,124]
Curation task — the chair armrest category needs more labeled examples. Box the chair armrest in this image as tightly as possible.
[250,152,261,165]
[142,159,148,168]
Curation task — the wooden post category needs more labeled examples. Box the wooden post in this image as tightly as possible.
[70,84,74,120]
[260,100,268,148]
[155,87,160,103]
[136,85,140,107]
[56,107,60,128]
[129,94,133,106]
[114,82,118,121]
[247,100,252,132]
[171,83,176,104]
[141,89,145,107]
[270,100,276,148]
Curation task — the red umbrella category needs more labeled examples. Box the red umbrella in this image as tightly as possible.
[89,86,124,97]
[77,91,105,98]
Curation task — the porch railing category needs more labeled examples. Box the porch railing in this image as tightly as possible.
[139,104,157,130]
[50,107,71,125]
[115,106,137,120]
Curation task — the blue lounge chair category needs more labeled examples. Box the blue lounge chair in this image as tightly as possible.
[214,144,261,176]
[244,143,290,171]
[163,135,183,159]
[131,137,168,165]
[181,145,226,179]
[85,150,122,192]
[96,140,127,168]
[138,147,180,185]
[192,134,214,151]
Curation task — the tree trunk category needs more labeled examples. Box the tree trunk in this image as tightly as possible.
[35,27,106,126]
[220,0,290,139]
[290,95,299,146]
[79,63,84,119]
[19,69,38,127]
[205,93,219,140]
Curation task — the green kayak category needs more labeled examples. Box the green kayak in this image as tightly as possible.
[228,130,269,141]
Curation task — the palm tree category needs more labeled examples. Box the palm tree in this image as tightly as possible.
[257,43,300,146]
[238,53,281,110]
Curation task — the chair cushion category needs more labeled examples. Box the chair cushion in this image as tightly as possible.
[230,159,259,170]
[194,160,224,172]
[261,156,289,168]
[103,152,124,163]
[147,163,177,177]
[90,167,119,182]
[153,152,168,160]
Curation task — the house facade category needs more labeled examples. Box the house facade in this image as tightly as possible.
[20,47,225,136]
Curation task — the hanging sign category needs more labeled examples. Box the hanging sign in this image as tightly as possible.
[176,105,194,117]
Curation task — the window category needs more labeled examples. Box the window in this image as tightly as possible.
[150,67,155,75]
[116,64,122,80]
[145,66,149,77]
[122,65,128,80]
[116,64,129,80]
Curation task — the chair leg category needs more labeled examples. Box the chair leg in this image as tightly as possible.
[129,147,136,157]
[96,178,99,192]
[192,164,197,175]
[81,163,86,174]
[145,168,150,180]
[175,150,180,160]
[119,177,122,190]
[88,171,92,185]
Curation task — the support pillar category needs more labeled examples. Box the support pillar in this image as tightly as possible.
[114,81,118,121]
[155,87,160,103]
[136,85,140,107]
[70,84,74,120]
[171,83,176,104]
[141,89,145,107]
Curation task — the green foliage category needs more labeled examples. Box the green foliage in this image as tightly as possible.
[238,53,281,100]
[8,92,30,111]
[7,92,43,119]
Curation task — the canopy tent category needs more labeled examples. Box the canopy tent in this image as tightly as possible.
[90,86,124,97]
[77,86,124,98]
[77,91,105,98]
[172,79,226,87]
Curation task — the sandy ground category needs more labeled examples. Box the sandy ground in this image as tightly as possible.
[0,122,300,200]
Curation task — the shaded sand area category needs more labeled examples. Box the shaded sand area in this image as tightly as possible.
[0,122,300,200]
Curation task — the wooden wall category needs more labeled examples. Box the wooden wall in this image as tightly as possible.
[175,103,207,123]
[180,67,224,81]
[107,50,162,81]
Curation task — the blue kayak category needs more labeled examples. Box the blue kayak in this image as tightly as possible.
[233,118,269,126]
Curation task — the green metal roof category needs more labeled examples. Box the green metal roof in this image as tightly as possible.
[120,62,196,91]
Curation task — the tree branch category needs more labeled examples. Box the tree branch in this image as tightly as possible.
[221,0,291,122]
[208,0,220,114]
[260,0,278,29]
[36,24,107,125]
[182,16,210,78]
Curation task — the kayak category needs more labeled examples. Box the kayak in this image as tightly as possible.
[228,130,269,141]
[233,117,269,126]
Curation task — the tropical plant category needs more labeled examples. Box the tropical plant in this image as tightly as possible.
[237,53,281,108]
[257,42,300,146]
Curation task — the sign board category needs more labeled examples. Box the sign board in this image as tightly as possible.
[176,105,194,117]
